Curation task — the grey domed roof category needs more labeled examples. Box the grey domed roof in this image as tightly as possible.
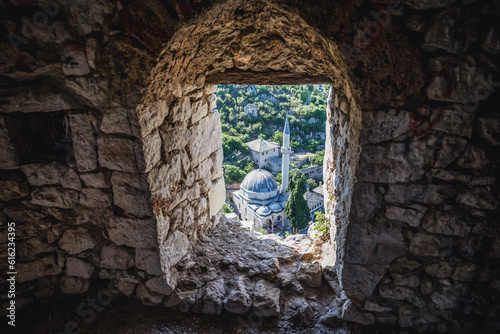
[241,169,278,193]
[269,202,282,211]
[257,206,271,215]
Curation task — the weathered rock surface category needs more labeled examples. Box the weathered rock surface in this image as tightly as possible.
[58,227,98,255]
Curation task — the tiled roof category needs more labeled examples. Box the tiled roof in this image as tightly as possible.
[246,138,280,152]
[312,185,324,196]
[305,191,323,209]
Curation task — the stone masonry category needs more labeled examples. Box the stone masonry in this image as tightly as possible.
[0,0,499,332]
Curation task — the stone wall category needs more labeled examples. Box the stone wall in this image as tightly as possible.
[0,0,358,313]
[0,0,218,309]
[331,1,500,331]
[0,0,499,331]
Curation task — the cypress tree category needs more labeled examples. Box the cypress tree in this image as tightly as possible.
[285,170,310,233]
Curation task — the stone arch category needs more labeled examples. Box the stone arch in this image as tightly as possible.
[136,0,362,303]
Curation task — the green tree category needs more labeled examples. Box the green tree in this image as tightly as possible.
[285,170,310,234]
[222,134,248,156]
[307,178,318,189]
[276,172,282,185]
[243,160,254,173]
[272,131,283,145]
[222,202,234,214]
[223,164,247,184]
[311,150,325,166]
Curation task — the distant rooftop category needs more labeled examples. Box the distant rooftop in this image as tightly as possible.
[246,138,280,152]
[267,156,282,166]
[305,191,323,209]
[312,185,324,196]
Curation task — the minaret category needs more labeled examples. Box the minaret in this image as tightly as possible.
[281,112,291,192]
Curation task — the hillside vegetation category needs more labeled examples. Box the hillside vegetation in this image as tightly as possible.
[216,84,328,184]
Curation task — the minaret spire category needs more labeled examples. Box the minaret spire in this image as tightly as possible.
[281,112,291,192]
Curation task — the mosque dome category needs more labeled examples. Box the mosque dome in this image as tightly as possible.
[269,202,282,212]
[241,169,278,194]
[256,206,271,215]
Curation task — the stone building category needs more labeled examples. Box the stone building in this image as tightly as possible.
[232,169,287,231]
[246,138,281,168]
[0,0,499,332]
[243,103,258,117]
[305,185,324,221]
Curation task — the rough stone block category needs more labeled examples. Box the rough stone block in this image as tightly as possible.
[62,45,90,76]
[58,227,97,255]
[210,148,224,180]
[431,105,474,138]
[297,261,322,288]
[17,255,62,283]
[1,91,75,113]
[456,188,499,210]
[100,245,134,269]
[171,97,192,123]
[0,116,19,169]
[159,230,190,273]
[422,209,471,237]
[223,276,252,315]
[477,115,500,145]
[426,56,496,104]
[431,286,459,309]
[100,107,141,137]
[409,232,453,257]
[79,188,112,208]
[21,163,81,190]
[253,280,280,317]
[0,176,30,201]
[342,264,387,298]
[31,187,79,209]
[65,77,108,109]
[208,178,225,218]
[385,205,427,227]
[137,131,161,172]
[361,109,411,144]
[425,262,453,279]
[114,280,137,297]
[358,141,426,183]
[188,112,222,167]
[457,146,489,170]
[107,216,157,248]
[65,258,95,278]
[111,172,153,218]
[145,276,173,295]
[19,237,57,258]
[345,223,406,266]
[98,135,138,172]
[423,8,478,54]
[60,276,89,294]
[69,113,97,172]
[136,283,165,306]
[385,184,457,205]
[191,99,208,124]
[434,135,468,167]
[202,278,225,315]
[135,248,163,276]
[160,124,191,153]
[80,172,109,188]
[137,100,169,138]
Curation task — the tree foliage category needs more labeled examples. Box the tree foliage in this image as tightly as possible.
[223,164,247,184]
[285,169,310,233]
[307,178,318,189]
[222,203,234,214]
[310,150,325,166]
[222,134,248,157]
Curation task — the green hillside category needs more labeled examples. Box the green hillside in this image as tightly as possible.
[216,84,329,184]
